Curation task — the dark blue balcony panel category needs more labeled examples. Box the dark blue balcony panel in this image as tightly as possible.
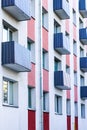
[54,33,70,55]
[2,0,31,21]
[80,86,87,99]
[79,0,87,18]
[54,71,71,90]
[80,57,87,72]
[53,0,70,19]
[79,28,87,44]
[2,41,31,72]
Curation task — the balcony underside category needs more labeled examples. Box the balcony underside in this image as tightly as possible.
[2,6,30,21]
[54,9,70,20]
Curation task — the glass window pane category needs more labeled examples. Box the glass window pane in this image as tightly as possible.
[9,82,14,105]
[3,26,8,42]
[9,30,13,41]
[3,81,8,104]
[28,88,32,108]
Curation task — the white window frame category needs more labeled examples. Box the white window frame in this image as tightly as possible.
[43,92,49,112]
[66,99,71,115]
[81,104,85,118]
[55,95,62,115]
[28,87,36,110]
[3,78,18,107]
[74,102,78,117]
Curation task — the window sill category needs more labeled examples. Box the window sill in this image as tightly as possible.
[55,112,63,115]
[27,108,36,111]
[3,104,19,108]
[43,110,49,113]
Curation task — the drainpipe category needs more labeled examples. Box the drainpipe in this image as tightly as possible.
[38,0,43,130]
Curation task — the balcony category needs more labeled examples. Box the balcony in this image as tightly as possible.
[80,57,87,72]
[79,28,87,44]
[2,41,31,72]
[79,0,87,18]
[53,0,70,19]
[2,0,31,21]
[54,33,70,55]
[54,71,71,90]
[80,86,87,99]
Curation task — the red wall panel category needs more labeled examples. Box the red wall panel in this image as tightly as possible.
[28,110,36,130]
[27,17,35,41]
[42,0,48,11]
[43,69,49,92]
[73,55,77,71]
[73,25,77,41]
[67,116,71,130]
[43,112,49,130]
[66,55,70,66]
[74,86,78,102]
[75,117,78,130]
[42,27,48,51]
[28,63,35,87]
[66,90,71,99]
[65,20,70,33]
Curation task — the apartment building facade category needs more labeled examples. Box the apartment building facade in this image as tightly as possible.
[0,0,87,130]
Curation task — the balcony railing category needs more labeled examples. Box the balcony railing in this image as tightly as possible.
[80,57,87,72]
[79,28,87,44]
[54,71,71,90]
[2,0,31,21]
[54,33,70,55]
[2,41,31,72]
[80,86,87,99]
[79,0,87,18]
[53,0,70,19]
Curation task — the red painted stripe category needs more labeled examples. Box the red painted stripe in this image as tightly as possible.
[42,0,48,11]
[28,110,36,130]
[73,24,77,41]
[43,69,49,92]
[74,86,78,102]
[65,20,70,33]
[73,55,77,71]
[43,112,49,130]
[28,63,35,87]
[42,27,48,51]
[67,116,71,130]
[66,90,71,99]
[75,117,78,130]
[27,17,35,41]
[66,55,70,66]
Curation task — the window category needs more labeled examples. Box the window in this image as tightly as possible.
[66,65,70,74]
[81,104,85,118]
[43,92,49,111]
[28,87,36,109]
[3,77,18,107]
[43,50,48,70]
[3,25,13,42]
[55,95,62,114]
[74,102,78,117]
[79,18,83,29]
[66,99,71,115]
[74,71,77,86]
[80,75,84,86]
[73,40,77,56]
[27,39,35,63]
[54,20,61,33]
[80,47,84,57]
[3,21,18,42]
[54,58,61,71]
[42,8,48,29]
[73,9,76,25]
